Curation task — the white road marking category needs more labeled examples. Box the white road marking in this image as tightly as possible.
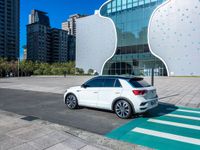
[159,113,200,121]
[132,127,200,145]
[148,119,200,130]
[167,108,200,114]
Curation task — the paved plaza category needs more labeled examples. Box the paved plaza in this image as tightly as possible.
[0,76,200,150]
[0,76,200,108]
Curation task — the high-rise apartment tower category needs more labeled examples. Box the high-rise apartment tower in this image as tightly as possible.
[0,0,20,60]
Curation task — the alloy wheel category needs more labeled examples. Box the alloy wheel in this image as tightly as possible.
[66,94,77,109]
[115,100,132,119]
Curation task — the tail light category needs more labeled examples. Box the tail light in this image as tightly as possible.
[133,90,147,95]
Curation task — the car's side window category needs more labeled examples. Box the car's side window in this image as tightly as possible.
[114,79,122,87]
[103,79,115,87]
[86,79,104,87]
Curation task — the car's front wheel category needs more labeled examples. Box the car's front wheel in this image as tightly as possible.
[65,94,78,109]
[114,100,132,119]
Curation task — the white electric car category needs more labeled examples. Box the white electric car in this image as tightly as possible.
[64,76,158,119]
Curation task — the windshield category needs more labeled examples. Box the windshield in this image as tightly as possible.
[129,78,151,88]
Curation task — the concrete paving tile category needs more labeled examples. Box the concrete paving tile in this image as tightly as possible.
[0,136,25,150]
[0,125,10,135]
[7,124,43,137]
[9,143,38,150]
[58,136,87,150]
[187,103,198,108]
[46,131,71,141]
[80,145,102,150]
[0,111,22,119]
[0,121,29,135]
[9,127,53,141]
[28,131,70,149]
[45,143,73,150]
[12,127,54,141]
[0,134,9,142]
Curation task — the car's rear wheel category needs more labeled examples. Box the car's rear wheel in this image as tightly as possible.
[65,94,78,109]
[114,100,132,119]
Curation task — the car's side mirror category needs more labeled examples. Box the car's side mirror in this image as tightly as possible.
[81,84,88,88]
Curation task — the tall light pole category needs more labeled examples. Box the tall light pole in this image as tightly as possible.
[18,57,20,77]
[151,67,154,86]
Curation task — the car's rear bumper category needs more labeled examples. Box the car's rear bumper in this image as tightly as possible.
[136,97,159,113]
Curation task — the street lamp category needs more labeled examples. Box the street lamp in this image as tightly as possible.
[151,67,154,86]
[18,57,20,77]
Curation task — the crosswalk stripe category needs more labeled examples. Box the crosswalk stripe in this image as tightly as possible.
[159,113,200,121]
[167,108,200,114]
[132,127,200,146]
[148,119,200,130]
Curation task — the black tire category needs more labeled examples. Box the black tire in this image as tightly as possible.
[114,100,132,119]
[65,94,78,109]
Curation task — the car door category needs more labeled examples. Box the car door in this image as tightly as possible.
[97,79,122,110]
[78,78,103,107]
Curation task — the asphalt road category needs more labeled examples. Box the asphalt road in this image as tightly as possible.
[0,88,129,135]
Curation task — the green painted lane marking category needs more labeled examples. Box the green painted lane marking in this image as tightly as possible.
[120,132,200,150]
[148,119,200,130]
[177,106,200,111]
[152,115,200,126]
[159,113,200,121]
[106,105,200,150]
[169,110,200,118]
[167,108,200,114]
[132,127,200,145]
[136,120,200,139]
[105,117,148,139]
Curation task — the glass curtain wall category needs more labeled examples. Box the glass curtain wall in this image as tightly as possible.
[100,0,167,76]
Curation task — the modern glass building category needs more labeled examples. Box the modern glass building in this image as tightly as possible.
[100,0,167,76]
[76,0,200,76]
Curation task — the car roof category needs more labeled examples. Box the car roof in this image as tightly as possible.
[94,75,144,80]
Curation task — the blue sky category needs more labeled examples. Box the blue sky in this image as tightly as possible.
[20,0,106,59]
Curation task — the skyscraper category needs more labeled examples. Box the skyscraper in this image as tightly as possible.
[67,35,75,61]
[62,14,86,36]
[0,0,20,60]
[27,10,69,63]
[29,10,50,26]
[27,23,51,62]
[50,28,68,62]
[27,10,51,62]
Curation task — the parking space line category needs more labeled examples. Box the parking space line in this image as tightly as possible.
[159,113,200,121]
[167,108,200,114]
[132,127,200,146]
[148,119,200,130]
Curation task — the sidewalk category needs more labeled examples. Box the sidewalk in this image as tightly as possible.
[0,110,148,150]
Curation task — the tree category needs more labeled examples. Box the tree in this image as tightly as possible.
[10,60,17,76]
[2,60,10,77]
[65,61,75,74]
[0,58,4,77]
[87,69,94,75]
[76,68,84,75]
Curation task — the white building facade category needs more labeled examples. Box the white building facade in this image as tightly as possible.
[76,0,200,76]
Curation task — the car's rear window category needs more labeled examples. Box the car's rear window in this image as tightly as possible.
[128,78,151,88]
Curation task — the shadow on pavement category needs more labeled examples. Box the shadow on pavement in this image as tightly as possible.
[142,102,179,118]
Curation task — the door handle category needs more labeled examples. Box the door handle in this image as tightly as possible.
[115,92,120,94]
[77,90,81,92]
[93,92,98,94]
